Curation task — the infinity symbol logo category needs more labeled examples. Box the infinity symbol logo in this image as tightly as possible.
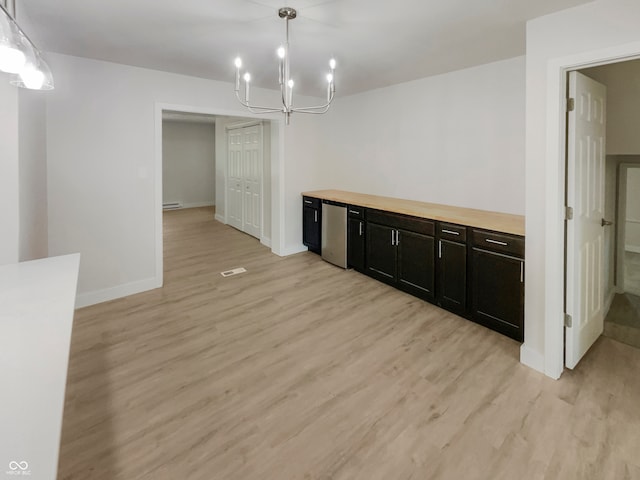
[8,461,29,471]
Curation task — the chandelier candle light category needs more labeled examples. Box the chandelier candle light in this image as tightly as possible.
[234,7,335,125]
[0,0,54,90]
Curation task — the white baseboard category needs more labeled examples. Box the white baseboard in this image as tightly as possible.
[75,276,162,309]
[277,244,308,257]
[182,202,215,209]
[214,213,225,223]
[625,245,640,254]
[520,344,545,375]
[260,236,272,248]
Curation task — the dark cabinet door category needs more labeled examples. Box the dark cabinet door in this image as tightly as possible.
[348,218,365,271]
[471,248,524,341]
[366,222,396,282]
[303,205,321,254]
[397,230,435,300]
[438,239,467,314]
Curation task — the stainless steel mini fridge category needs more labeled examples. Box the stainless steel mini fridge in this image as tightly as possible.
[321,201,347,268]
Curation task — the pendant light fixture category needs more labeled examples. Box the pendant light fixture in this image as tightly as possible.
[0,0,54,90]
[234,7,335,125]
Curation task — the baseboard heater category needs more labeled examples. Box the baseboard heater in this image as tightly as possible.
[163,202,183,210]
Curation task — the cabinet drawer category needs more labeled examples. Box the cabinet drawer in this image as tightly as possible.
[348,205,365,219]
[367,209,434,236]
[472,229,524,258]
[302,196,320,209]
[438,222,467,242]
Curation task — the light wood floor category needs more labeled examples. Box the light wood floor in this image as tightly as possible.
[58,207,640,480]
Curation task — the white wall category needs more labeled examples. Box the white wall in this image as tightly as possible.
[626,167,640,251]
[583,59,640,155]
[525,0,640,377]
[45,53,323,305]
[162,120,215,208]
[311,56,526,215]
[18,90,48,261]
[0,77,20,266]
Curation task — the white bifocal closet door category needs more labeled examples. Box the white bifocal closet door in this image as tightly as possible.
[242,125,262,238]
[227,128,244,231]
[227,123,262,239]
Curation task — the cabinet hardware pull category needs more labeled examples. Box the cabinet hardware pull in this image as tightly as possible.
[486,239,508,246]
[442,229,460,236]
[359,222,363,236]
[314,211,318,223]
[396,230,400,246]
[349,210,360,215]
[304,200,312,204]
[391,230,395,246]
[439,240,442,258]
[520,261,524,283]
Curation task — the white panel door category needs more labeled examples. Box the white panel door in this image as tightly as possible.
[242,125,262,239]
[227,128,244,231]
[566,71,607,369]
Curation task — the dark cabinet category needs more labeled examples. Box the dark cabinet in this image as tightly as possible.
[366,210,435,301]
[367,222,397,280]
[347,206,366,271]
[300,193,526,343]
[302,196,321,254]
[437,223,468,315]
[470,229,524,341]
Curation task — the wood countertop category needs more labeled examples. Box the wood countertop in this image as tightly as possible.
[302,190,525,236]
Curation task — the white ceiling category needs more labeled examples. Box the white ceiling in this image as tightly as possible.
[22,0,593,96]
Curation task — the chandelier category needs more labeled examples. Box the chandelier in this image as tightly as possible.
[0,0,54,90]
[234,7,335,125]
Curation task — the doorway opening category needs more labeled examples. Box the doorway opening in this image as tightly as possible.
[603,161,640,348]
[564,58,640,369]
[154,103,283,289]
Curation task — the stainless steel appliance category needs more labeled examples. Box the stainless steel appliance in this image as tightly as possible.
[321,200,347,268]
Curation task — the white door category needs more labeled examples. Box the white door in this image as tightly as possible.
[242,125,262,238]
[227,128,244,231]
[565,71,607,369]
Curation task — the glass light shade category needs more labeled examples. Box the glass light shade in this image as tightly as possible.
[0,10,26,73]
[234,57,242,68]
[11,48,54,91]
[329,58,336,70]
[277,46,285,59]
[243,72,251,82]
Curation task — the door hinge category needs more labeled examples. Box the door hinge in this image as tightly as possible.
[564,313,572,328]
[565,206,573,220]
[567,97,575,112]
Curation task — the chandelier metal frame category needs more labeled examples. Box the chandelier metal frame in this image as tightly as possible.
[234,7,336,125]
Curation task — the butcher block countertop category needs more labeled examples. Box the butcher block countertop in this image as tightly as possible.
[302,190,525,237]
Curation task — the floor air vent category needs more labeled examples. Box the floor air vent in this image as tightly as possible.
[220,267,247,277]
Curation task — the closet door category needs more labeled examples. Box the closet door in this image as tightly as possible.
[242,125,262,238]
[227,128,244,231]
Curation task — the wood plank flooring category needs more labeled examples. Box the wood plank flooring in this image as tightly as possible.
[58,207,640,480]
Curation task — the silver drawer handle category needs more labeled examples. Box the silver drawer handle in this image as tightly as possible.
[359,222,363,236]
[486,239,508,246]
[442,229,460,236]
[304,200,313,204]
[349,209,360,215]
[314,211,318,222]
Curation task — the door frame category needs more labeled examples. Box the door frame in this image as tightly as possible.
[617,163,640,293]
[154,103,284,288]
[543,43,640,379]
